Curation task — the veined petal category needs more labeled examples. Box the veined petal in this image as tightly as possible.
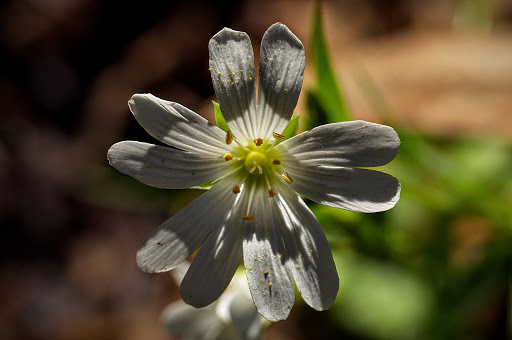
[243,187,295,322]
[107,141,228,189]
[136,177,240,273]
[209,27,257,142]
[128,93,228,154]
[277,121,400,168]
[274,183,339,310]
[281,165,401,213]
[180,215,244,307]
[257,23,305,140]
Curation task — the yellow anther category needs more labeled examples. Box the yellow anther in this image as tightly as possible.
[254,138,263,146]
[282,172,293,184]
[208,67,212,70]
[249,76,253,80]
[268,189,276,197]
[232,185,240,194]
[225,131,233,145]
[272,132,285,140]
[243,214,255,220]
[269,282,273,286]
[272,159,281,165]
[223,153,233,161]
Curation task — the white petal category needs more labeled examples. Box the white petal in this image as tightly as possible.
[281,165,401,213]
[128,93,228,154]
[277,121,400,168]
[107,141,228,189]
[209,27,257,142]
[257,23,305,140]
[243,187,295,322]
[161,301,223,339]
[275,183,339,310]
[180,217,244,308]
[136,177,240,273]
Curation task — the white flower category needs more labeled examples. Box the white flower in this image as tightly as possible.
[161,263,265,340]
[107,23,401,322]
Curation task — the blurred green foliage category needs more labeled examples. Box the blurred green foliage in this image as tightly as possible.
[307,4,512,340]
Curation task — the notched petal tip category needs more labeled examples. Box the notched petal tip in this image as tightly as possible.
[128,93,153,112]
[209,27,250,49]
[264,22,304,51]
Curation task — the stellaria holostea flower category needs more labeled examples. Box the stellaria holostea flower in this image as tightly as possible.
[107,23,401,322]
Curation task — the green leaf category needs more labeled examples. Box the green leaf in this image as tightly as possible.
[307,2,351,127]
[278,114,300,143]
[212,101,230,132]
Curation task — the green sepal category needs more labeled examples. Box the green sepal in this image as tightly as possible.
[190,182,214,190]
[213,101,230,132]
[278,114,300,144]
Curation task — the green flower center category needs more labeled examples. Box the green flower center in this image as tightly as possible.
[244,151,269,175]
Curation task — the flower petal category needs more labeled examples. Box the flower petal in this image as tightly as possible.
[161,301,223,340]
[281,165,401,213]
[209,27,257,142]
[180,215,244,308]
[128,93,228,154]
[243,187,295,322]
[278,121,400,168]
[136,177,240,273]
[107,141,228,189]
[275,183,339,310]
[257,23,305,140]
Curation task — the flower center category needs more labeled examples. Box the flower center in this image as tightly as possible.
[244,151,269,175]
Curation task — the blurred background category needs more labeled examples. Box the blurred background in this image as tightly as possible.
[1,0,511,339]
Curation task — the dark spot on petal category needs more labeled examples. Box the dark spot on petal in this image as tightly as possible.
[157,242,163,246]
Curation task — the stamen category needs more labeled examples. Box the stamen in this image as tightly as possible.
[225,131,233,145]
[257,165,263,175]
[268,189,276,197]
[243,214,254,220]
[272,132,285,140]
[253,138,263,146]
[267,139,278,151]
[223,153,233,161]
[232,185,241,194]
[245,182,256,218]
[272,159,281,165]
[282,172,293,184]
